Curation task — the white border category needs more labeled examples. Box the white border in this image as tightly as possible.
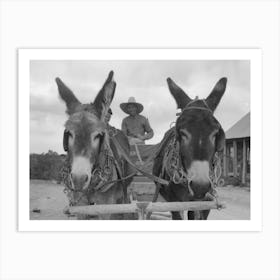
[18,48,262,232]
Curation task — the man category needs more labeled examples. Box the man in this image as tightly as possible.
[120,97,154,145]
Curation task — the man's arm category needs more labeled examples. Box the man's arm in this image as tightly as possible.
[121,119,128,137]
[143,118,154,140]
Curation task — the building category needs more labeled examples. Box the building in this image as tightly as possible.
[223,112,250,184]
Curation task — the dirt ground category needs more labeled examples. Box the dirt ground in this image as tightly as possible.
[30,179,250,220]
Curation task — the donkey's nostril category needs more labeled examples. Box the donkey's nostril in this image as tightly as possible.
[189,180,211,199]
[79,174,89,185]
[71,173,90,190]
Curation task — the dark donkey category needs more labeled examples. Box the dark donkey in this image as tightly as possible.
[153,77,227,220]
[56,71,134,219]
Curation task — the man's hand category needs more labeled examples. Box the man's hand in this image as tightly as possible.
[136,134,145,140]
[128,137,143,145]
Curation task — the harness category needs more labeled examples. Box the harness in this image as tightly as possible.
[158,98,224,197]
[181,98,213,114]
[160,133,224,194]
[61,126,133,206]
[61,98,224,206]
[161,135,194,196]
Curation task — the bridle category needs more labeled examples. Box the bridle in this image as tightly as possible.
[61,99,224,206]
[162,98,224,197]
[181,98,213,114]
[61,124,123,206]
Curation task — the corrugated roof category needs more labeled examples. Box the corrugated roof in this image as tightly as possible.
[226,112,250,139]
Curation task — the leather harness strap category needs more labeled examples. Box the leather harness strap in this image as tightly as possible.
[62,98,223,207]
[183,98,213,112]
[110,136,170,186]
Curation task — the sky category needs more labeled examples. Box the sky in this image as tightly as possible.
[30,60,250,154]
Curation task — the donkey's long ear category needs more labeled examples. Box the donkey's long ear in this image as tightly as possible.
[55,78,81,115]
[167,78,192,109]
[205,77,227,112]
[92,71,116,121]
[215,127,225,152]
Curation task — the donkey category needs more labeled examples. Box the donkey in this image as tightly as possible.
[153,77,227,220]
[56,71,134,219]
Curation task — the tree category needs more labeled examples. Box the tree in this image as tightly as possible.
[30,150,65,181]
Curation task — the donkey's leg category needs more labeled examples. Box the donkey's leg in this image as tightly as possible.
[187,211,195,220]
[161,184,184,220]
[171,211,183,220]
[187,210,210,220]
[146,182,161,220]
[201,210,210,220]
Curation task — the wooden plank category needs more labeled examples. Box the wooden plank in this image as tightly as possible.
[67,201,226,217]
[146,201,225,212]
[150,215,171,220]
[152,211,172,218]
[242,138,247,184]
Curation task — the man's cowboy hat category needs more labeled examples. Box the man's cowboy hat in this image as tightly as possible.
[120,97,144,114]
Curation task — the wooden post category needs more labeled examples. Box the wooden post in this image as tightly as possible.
[233,140,238,177]
[136,202,149,220]
[242,138,247,184]
[223,145,227,177]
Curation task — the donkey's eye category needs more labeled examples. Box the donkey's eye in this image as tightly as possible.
[93,133,104,140]
[91,132,103,148]
[180,129,191,142]
[66,131,74,150]
[180,129,191,138]
[91,132,104,143]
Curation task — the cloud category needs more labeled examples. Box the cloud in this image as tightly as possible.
[30,60,250,153]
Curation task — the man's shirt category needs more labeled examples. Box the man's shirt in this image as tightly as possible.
[121,114,153,141]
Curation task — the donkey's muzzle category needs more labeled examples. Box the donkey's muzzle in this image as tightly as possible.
[189,181,211,199]
[71,173,90,190]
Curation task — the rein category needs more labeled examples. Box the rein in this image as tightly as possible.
[62,99,223,206]
[61,126,169,206]
[111,137,170,186]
